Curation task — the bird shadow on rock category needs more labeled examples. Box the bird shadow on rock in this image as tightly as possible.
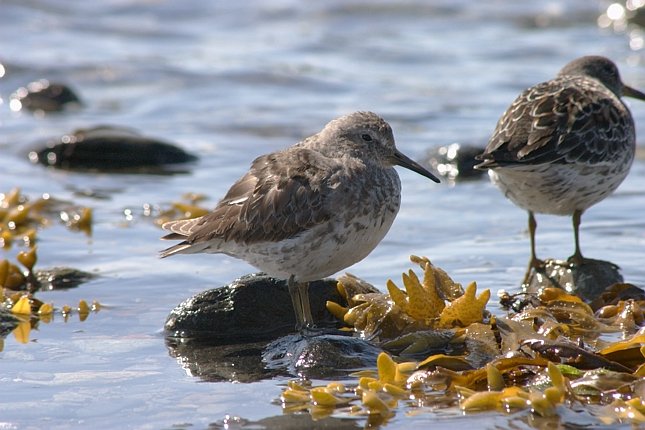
[164,273,383,382]
[523,257,624,302]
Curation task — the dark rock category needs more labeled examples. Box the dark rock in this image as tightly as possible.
[28,125,198,172]
[164,273,372,343]
[422,143,486,181]
[35,267,97,291]
[164,273,383,381]
[11,80,81,113]
[524,258,624,302]
[262,332,383,379]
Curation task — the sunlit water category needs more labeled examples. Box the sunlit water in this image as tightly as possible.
[1,1,644,428]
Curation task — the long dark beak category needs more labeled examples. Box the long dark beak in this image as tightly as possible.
[623,84,645,101]
[392,149,440,183]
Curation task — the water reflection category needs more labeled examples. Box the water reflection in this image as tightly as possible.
[209,413,363,430]
[166,337,277,383]
[0,301,100,351]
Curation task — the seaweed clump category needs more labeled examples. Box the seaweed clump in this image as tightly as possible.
[280,256,645,426]
[1,188,100,349]
[0,187,92,250]
[0,247,102,348]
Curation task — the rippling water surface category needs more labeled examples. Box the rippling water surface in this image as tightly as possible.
[1,1,644,428]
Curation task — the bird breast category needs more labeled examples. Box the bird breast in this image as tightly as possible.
[223,167,402,281]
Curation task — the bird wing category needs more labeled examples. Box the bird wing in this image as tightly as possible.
[476,76,634,168]
[161,147,349,251]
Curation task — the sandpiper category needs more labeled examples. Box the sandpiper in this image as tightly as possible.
[161,111,439,330]
[476,55,645,284]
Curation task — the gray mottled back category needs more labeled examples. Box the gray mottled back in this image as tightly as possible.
[476,56,636,168]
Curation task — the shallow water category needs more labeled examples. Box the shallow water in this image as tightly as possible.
[1,0,644,428]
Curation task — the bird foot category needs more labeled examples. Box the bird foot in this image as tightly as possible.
[566,254,586,268]
[521,258,546,288]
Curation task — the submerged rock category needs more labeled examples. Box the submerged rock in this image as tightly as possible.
[262,332,383,379]
[212,413,362,429]
[29,125,197,172]
[524,258,624,302]
[422,143,486,182]
[10,80,82,113]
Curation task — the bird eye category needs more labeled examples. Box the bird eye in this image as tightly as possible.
[361,134,373,142]
[604,64,617,77]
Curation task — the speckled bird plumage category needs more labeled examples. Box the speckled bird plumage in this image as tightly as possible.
[160,111,439,328]
[476,55,645,277]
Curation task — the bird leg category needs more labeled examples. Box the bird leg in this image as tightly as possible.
[523,211,545,286]
[287,276,306,330]
[298,280,315,329]
[569,209,585,266]
[287,275,315,331]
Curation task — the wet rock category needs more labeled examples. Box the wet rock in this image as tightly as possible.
[164,273,383,380]
[2,266,96,294]
[422,143,486,182]
[35,267,97,291]
[28,125,197,172]
[164,273,383,381]
[262,332,383,379]
[10,80,82,113]
[524,258,624,302]
[165,273,378,343]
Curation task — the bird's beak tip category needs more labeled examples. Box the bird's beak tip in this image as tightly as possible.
[623,85,645,101]
[393,150,441,183]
